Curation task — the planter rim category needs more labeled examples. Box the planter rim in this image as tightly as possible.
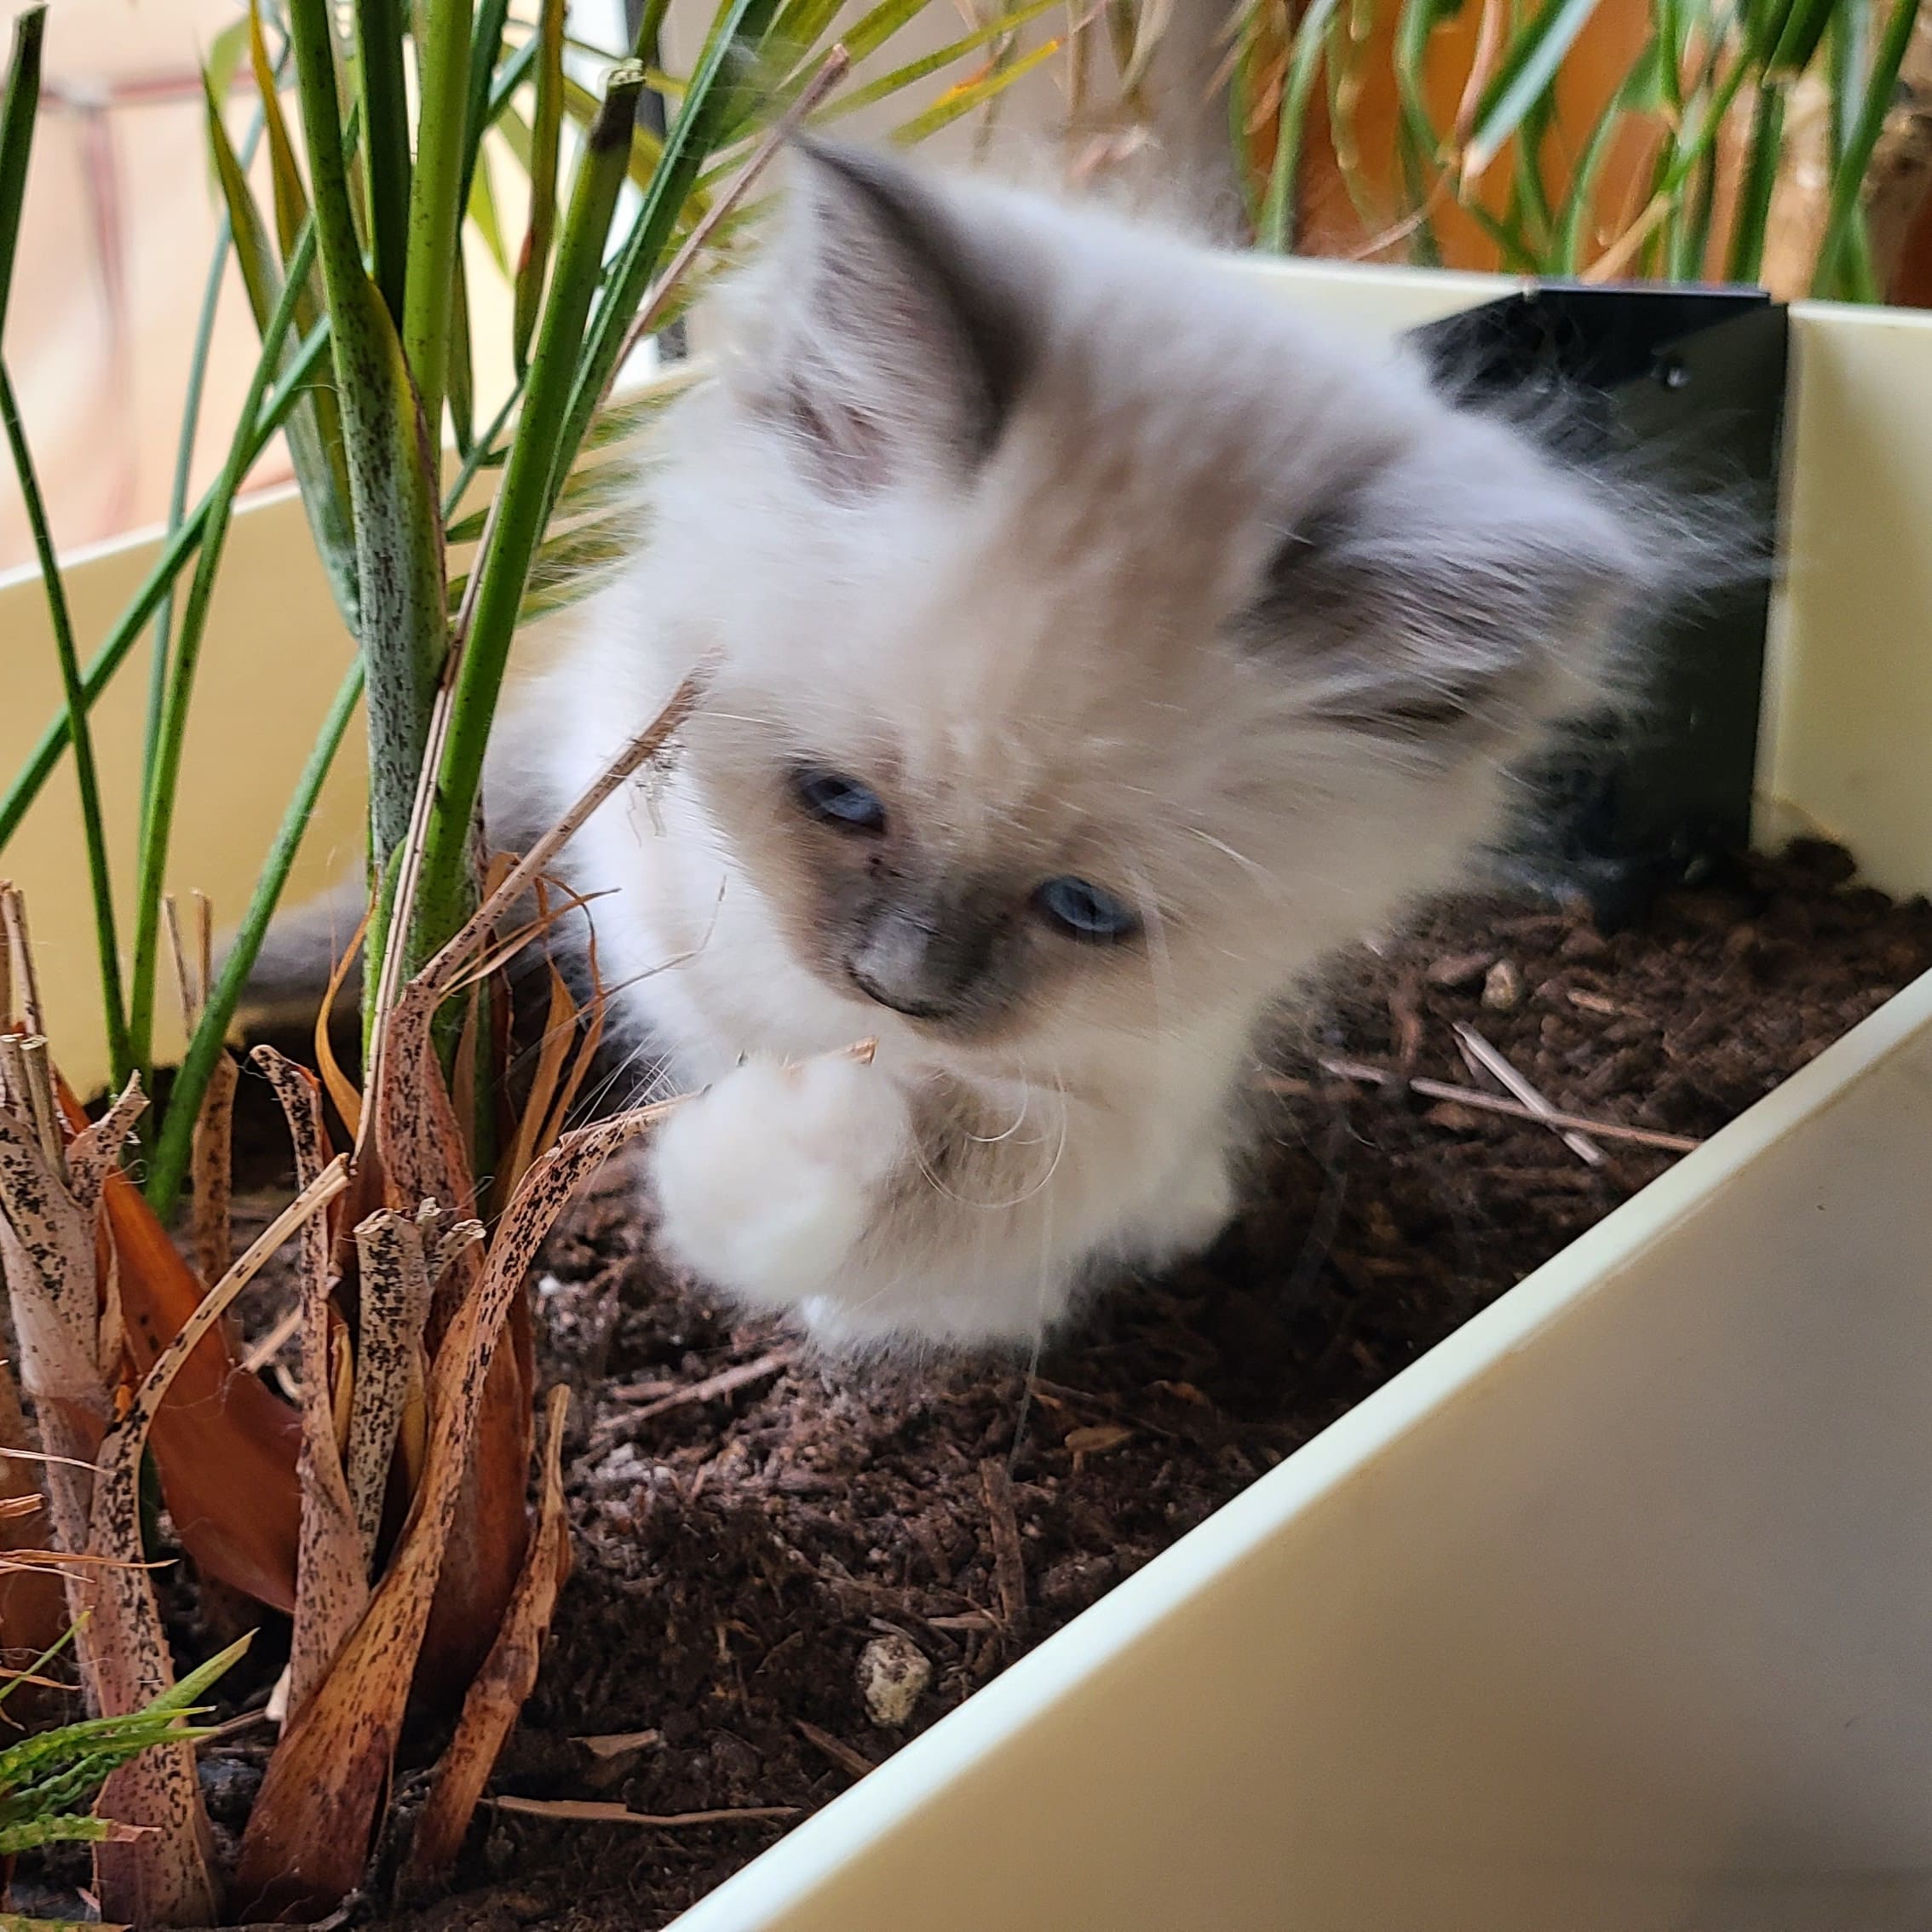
[673,957,1932,1928]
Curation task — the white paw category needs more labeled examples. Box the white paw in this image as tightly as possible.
[649,1055,911,1314]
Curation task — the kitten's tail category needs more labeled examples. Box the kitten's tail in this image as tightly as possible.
[227,870,367,1031]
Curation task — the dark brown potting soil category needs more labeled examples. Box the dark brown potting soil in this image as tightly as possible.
[27,841,1932,1930]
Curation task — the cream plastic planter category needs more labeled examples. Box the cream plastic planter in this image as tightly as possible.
[7,263,1932,1929]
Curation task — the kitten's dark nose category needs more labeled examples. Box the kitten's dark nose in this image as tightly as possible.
[845,965,962,1022]
[843,893,998,1025]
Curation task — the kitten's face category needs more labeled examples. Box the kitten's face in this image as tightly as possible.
[632,144,1654,1069]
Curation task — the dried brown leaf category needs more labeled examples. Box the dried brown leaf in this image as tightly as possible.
[0,1101,112,1565]
[347,1210,433,1562]
[234,1106,663,1919]
[64,1076,147,1219]
[314,908,371,1140]
[44,1068,308,1614]
[405,1385,572,1883]
[190,1052,239,1291]
[577,1728,661,1760]
[495,958,577,1215]
[0,1357,66,1710]
[979,1458,1026,1623]
[89,1162,343,1926]
[251,1049,368,1722]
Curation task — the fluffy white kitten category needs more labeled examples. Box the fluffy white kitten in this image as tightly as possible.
[503,140,1666,1353]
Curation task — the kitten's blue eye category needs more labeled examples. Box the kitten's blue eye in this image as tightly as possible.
[1034,876,1138,942]
[795,768,887,833]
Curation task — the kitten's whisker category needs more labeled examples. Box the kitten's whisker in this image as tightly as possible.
[1187,827,1273,887]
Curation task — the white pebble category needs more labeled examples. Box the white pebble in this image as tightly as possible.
[1481,959,1523,1012]
[857,1632,931,1728]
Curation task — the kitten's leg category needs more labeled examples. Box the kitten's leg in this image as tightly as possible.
[648,1053,1237,1348]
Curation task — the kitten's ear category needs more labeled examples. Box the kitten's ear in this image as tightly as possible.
[1253,445,1646,748]
[746,140,1029,490]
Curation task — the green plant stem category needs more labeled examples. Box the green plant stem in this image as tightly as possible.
[1260,0,1343,251]
[412,64,647,966]
[144,659,362,1217]
[126,238,322,1082]
[147,91,273,849]
[357,0,413,325]
[1727,78,1786,282]
[404,0,474,444]
[0,5,45,339]
[0,329,331,854]
[515,0,566,373]
[289,0,450,885]
[0,363,129,1080]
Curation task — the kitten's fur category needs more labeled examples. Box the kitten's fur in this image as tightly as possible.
[488,141,1671,1352]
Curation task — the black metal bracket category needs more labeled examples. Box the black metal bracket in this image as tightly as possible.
[1403,284,1791,928]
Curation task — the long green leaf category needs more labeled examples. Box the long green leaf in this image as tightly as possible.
[449,241,478,457]
[127,243,323,1082]
[414,61,649,967]
[0,4,44,340]
[467,137,509,273]
[0,12,126,1074]
[1391,0,1446,263]
[0,362,129,1082]
[463,0,516,198]
[356,0,412,324]
[1260,0,1345,251]
[1727,76,1787,282]
[204,66,360,635]
[789,0,883,65]
[246,0,356,552]
[817,0,1062,122]
[515,0,566,373]
[1464,0,1603,181]
[889,33,1061,143]
[405,0,474,442]
[149,63,276,860]
[1763,0,1839,74]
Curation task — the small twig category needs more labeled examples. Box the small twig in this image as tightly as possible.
[607,45,854,384]
[1582,190,1672,284]
[796,1720,875,1782]
[417,671,710,1004]
[614,1348,791,1423]
[239,1301,305,1377]
[1280,1064,1698,1154]
[978,1458,1026,1623]
[163,894,197,1029]
[925,1610,999,1632]
[576,1728,660,1761]
[1453,1023,1605,1167]
[195,891,213,1020]
[1451,0,1508,158]
[486,1796,799,1829]
[0,886,41,1034]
